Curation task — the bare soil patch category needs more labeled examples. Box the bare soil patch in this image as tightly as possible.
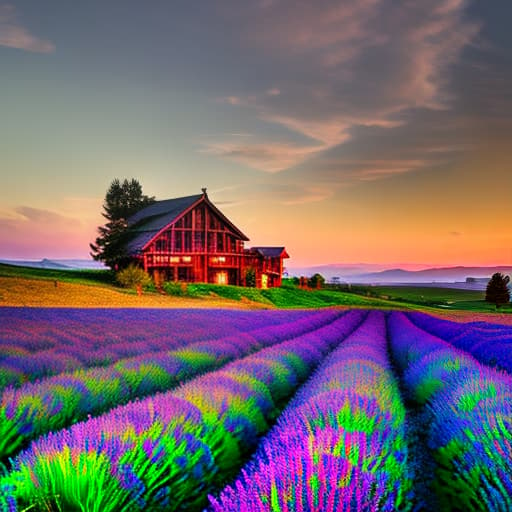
[0,277,270,309]
[426,309,512,326]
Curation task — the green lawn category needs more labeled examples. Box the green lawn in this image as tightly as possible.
[172,281,414,309]
[1,263,510,312]
[366,285,483,304]
[0,263,115,286]
[338,284,512,313]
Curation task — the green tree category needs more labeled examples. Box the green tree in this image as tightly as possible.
[90,178,155,270]
[485,272,511,308]
[308,273,325,289]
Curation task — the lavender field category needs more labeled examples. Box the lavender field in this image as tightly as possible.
[0,307,511,511]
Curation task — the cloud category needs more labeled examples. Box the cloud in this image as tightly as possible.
[209,0,479,179]
[201,141,323,173]
[0,206,94,259]
[13,206,76,224]
[226,182,335,206]
[0,4,55,53]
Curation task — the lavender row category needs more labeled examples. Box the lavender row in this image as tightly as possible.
[0,307,314,388]
[0,308,342,462]
[407,311,512,373]
[209,311,411,511]
[1,310,365,512]
[388,312,512,511]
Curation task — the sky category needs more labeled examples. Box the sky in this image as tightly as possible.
[1,0,511,268]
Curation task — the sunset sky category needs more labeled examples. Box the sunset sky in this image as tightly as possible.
[1,1,511,267]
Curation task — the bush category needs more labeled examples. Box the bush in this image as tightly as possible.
[485,272,511,308]
[163,281,190,296]
[244,268,256,287]
[308,273,325,289]
[116,264,152,290]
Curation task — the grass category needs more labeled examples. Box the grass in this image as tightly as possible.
[166,280,405,309]
[0,262,115,286]
[0,263,510,313]
[333,284,512,313]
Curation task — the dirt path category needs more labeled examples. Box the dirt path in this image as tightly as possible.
[0,277,270,309]
[424,309,512,326]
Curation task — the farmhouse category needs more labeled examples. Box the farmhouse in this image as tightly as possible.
[125,189,289,288]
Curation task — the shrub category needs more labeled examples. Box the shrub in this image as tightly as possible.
[116,264,152,290]
[163,281,189,296]
[244,268,256,287]
[308,273,325,289]
[485,272,510,308]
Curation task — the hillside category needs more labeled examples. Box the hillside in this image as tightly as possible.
[1,263,511,319]
[0,263,397,309]
[288,263,512,284]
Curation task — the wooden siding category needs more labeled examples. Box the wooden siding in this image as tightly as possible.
[132,194,287,288]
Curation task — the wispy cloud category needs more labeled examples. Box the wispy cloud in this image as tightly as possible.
[0,4,55,53]
[201,141,323,173]
[3,206,81,226]
[209,0,479,184]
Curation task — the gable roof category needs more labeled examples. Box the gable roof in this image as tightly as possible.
[251,247,290,259]
[127,194,202,227]
[125,193,249,255]
[125,194,202,255]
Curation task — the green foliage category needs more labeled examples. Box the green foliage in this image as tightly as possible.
[162,281,190,296]
[244,267,256,287]
[6,263,510,313]
[485,272,511,308]
[8,447,133,512]
[116,264,152,290]
[90,178,155,270]
[162,280,395,308]
[414,377,443,404]
[308,273,325,288]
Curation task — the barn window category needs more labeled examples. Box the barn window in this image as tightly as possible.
[217,233,224,252]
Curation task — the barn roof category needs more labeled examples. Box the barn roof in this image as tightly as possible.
[127,194,202,227]
[125,192,249,255]
[251,247,290,258]
[125,194,202,255]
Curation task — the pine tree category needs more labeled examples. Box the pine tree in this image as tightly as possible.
[485,272,511,308]
[90,178,155,269]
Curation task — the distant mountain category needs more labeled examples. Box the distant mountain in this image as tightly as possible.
[287,264,512,284]
[0,258,106,270]
[286,262,430,279]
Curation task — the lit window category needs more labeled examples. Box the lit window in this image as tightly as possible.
[170,256,180,263]
[216,271,228,285]
[218,256,226,263]
[182,256,192,263]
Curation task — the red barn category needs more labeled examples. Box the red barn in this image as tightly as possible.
[125,189,289,288]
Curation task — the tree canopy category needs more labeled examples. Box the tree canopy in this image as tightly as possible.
[308,273,325,289]
[90,178,155,270]
[485,272,511,308]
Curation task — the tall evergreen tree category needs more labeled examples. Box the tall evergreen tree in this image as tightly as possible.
[90,178,155,269]
[485,272,511,308]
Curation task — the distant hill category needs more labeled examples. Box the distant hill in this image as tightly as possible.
[287,262,429,279]
[0,258,106,270]
[287,264,512,284]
